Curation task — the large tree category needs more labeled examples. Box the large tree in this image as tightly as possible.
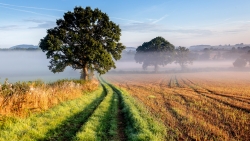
[134,37,174,72]
[39,6,125,80]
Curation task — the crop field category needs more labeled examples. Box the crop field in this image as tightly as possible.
[0,78,166,141]
[103,72,250,141]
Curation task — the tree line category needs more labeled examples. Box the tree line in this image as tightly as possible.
[134,37,193,72]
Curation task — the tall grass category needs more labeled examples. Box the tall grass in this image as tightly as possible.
[0,79,98,117]
[0,87,104,141]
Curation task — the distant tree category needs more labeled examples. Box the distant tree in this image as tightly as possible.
[199,48,211,60]
[134,37,174,72]
[39,6,125,80]
[238,50,250,66]
[233,58,247,68]
[174,46,193,70]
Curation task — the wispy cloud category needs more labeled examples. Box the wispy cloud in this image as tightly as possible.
[0,25,19,30]
[121,22,212,36]
[221,22,250,34]
[151,14,169,24]
[223,29,245,34]
[0,5,59,18]
[24,19,45,23]
[28,21,56,29]
[0,2,66,12]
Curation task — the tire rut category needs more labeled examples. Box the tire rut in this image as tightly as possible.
[40,86,107,141]
[182,78,250,113]
[100,78,127,141]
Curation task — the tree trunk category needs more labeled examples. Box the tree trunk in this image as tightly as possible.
[80,64,88,80]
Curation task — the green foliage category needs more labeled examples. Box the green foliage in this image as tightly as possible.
[39,6,125,80]
[134,36,174,72]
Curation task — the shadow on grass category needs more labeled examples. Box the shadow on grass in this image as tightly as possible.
[38,89,107,141]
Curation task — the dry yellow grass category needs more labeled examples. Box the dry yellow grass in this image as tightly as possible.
[0,79,99,117]
[104,72,250,141]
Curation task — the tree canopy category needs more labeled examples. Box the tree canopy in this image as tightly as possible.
[134,37,174,72]
[39,6,125,80]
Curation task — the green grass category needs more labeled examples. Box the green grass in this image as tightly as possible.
[0,86,105,141]
[0,78,167,141]
[118,87,167,140]
[101,78,167,141]
[73,83,119,141]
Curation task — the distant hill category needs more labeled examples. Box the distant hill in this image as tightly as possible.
[10,44,39,49]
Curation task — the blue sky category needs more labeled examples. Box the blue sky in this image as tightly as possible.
[0,0,250,48]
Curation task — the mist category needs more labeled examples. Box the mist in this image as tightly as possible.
[0,51,80,83]
[0,49,248,83]
[112,60,236,72]
[110,49,250,73]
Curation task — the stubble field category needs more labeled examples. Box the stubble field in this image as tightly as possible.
[103,71,250,141]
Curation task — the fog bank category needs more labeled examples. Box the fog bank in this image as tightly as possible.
[0,51,79,83]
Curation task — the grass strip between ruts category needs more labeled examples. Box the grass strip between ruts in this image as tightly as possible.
[109,83,167,141]
[73,82,119,141]
[99,76,167,141]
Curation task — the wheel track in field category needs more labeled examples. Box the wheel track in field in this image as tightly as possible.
[41,84,108,141]
[186,78,250,104]
[157,75,196,140]
[108,77,189,141]
[164,76,225,140]
[186,79,250,104]
[170,91,237,140]
[180,78,250,139]
[40,79,127,141]
[182,78,250,113]
[159,90,196,141]
[168,75,182,88]
[102,78,168,141]
[99,77,127,141]
[109,85,127,141]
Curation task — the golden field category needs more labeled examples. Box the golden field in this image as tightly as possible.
[103,72,250,141]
